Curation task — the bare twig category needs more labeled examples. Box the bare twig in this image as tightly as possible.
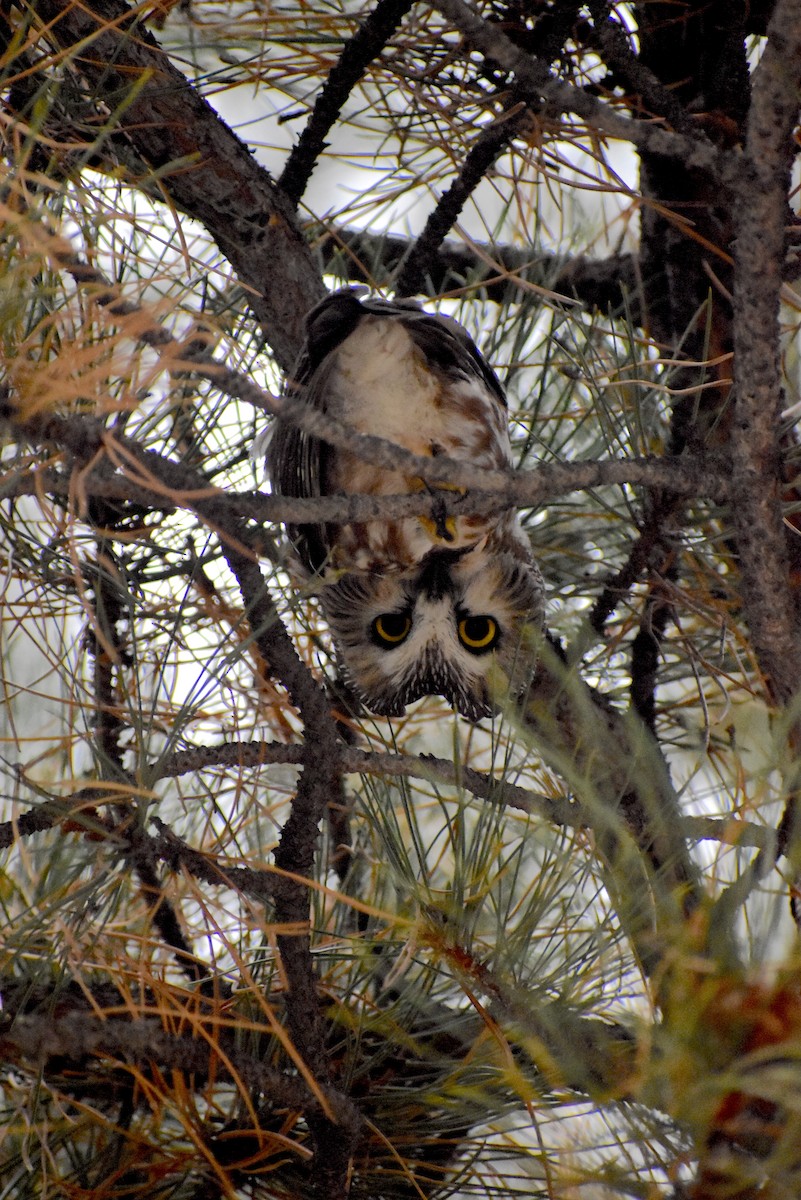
[588,494,685,636]
[581,3,698,136]
[395,106,529,297]
[588,489,683,734]
[628,570,677,734]
[155,739,574,822]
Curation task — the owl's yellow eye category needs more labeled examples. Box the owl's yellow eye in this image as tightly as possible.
[373,612,412,646]
[457,615,499,652]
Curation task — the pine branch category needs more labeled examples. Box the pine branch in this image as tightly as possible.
[219,545,355,1199]
[432,0,726,174]
[425,920,638,1099]
[0,423,732,528]
[311,227,642,313]
[0,741,771,854]
[85,514,213,986]
[125,826,215,986]
[4,230,353,1187]
[279,0,415,207]
[155,740,572,822]
[587,489,684,733]
[729,0,801,708]
[0,969,640,1123]
[395,106,529,297]
[1,234,733,510]
[31,0,323,369]
[517,641,714,983]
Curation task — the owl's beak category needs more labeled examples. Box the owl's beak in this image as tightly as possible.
[416,637,494,722]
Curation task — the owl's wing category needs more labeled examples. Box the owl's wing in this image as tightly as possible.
[268,291,366,572]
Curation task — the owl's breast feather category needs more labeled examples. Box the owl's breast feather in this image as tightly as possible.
[334,318,441,452]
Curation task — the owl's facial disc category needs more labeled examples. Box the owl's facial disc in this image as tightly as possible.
[318,542,543,721]
[360,594,501,719]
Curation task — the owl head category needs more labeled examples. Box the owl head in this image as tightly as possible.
[318,538,543,721]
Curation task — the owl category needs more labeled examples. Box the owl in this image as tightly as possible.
[268,289,544,721]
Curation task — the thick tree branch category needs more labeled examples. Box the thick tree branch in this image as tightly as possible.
[325,228,641,312]
[0,1008,360,1130]
[31,0,324,368]
[730,0,801,707]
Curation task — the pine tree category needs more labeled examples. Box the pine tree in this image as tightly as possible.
[1,3,800,1197]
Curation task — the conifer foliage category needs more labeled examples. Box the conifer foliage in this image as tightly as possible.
[1,3,801,1197]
